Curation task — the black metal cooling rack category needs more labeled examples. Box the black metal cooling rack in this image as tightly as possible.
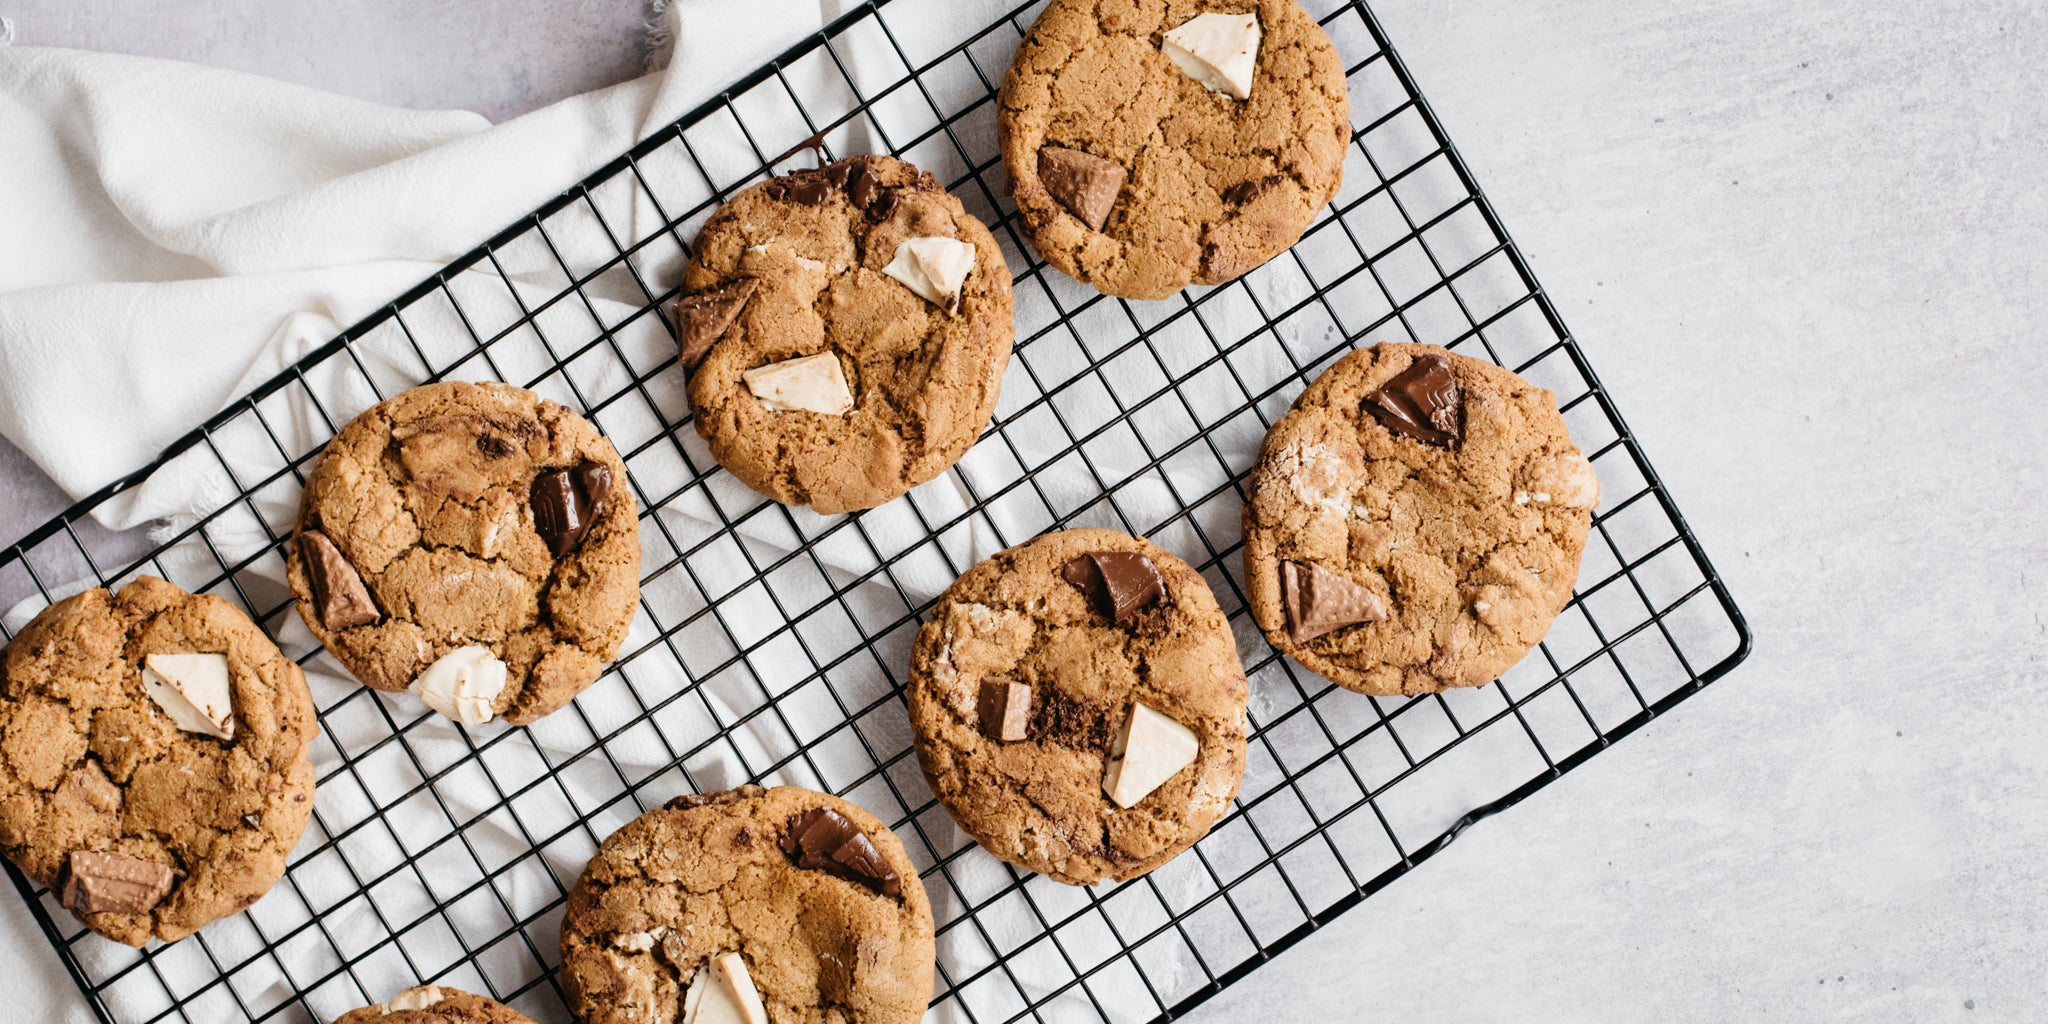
[1,1,1750,1022]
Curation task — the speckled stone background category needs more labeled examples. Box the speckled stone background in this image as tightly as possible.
[3,1,2043,1022]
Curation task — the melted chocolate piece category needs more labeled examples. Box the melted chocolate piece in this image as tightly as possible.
[674,277,759,372]
[977,678,1032,742]
[530,461,615,558]
[763,170,838,206]
[297,529,381,631]
[1281,561,1388,643]
[1037,146,1127,232]
[787,177,835,206]
[1221,174,1286,206]
[1363,353,1462,446]
[781,807,901,898]
[62,850,174,917]
[1061,551,1167,623]
[771,128,832,168]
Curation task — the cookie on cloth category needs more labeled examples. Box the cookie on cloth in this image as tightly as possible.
[287,380,640,726]
[672,153,1014,515]
[0,575,317,946]
[999,0,1351,298]
[560,785,935,1024]
[1242,342,1599,695]
[907,528,1248,885]
[334,986,536,1024]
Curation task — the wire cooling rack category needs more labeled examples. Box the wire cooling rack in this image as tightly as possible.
[2,2,1750,1022]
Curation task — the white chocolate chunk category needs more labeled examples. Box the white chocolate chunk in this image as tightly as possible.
[743,352,855,415]
[612,927,666,952]
[1102,702,1201,808]
[381,986,446,1013]
[409,646,508,725]
[683,953,770,1024]
[141,653,234,740]
[1161,12,1260,100]
[881,236,976,312]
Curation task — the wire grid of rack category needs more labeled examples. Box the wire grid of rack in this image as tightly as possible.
[1,1,1750,1022]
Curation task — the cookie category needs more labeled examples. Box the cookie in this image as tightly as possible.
[675,154,1015,514]
[0,576,318,946]
[1242,343,1599,694]
[334,986,535,1024]
[560,786,935,1024]
[287,381,640,726]
[999,0,1351,299]
[907,528,1248,885]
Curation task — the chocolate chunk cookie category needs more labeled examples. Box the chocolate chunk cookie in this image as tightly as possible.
[1243,343,1599,695]
[999,0,1351,299]
[334,986,535,1024]
[0,576,318,946]
[907,529,1248,885]
[675,154,1015,514]
[560,786,935,1024]
[287,381,640,726]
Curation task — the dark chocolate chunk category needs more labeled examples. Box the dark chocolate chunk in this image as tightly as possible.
[977,678,1032,742]
[61,850,174,917]
[1221,174,1286,206]
[530,461,614,558]
[1061,551,1167,623]
[1281,561,1388,643]
[1037,146,1127,232]
[665,784,767,811]
[674,277,758,372]
[297,530,380,631]
[241,812,262,829]
[1363,353,1462,446]
[1032,689,1114,752]
[781,807,901,898]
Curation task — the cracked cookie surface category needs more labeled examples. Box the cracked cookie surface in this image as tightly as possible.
[287,381,640,725]
[680,154,1015,514]
[907,528,1248,885]
[335,986,536,1024]
[0,576,318,946]
[999,0,1350,298]
[1243,343,1598,694]
[560,785,935,1024]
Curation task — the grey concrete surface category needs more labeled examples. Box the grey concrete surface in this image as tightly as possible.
[2,0,2044,1022]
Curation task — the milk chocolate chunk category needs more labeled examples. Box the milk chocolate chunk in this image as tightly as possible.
[1281,561,1388,643]
[675,278,758,372]
[1363,353,1462,446]
[531,461,614,558]
[977,678,1032,742]
[297,530,380,631]
[1061,551,1167,622]
[781,807,901,898]
[1038,146,1127,232]
[61,851,174,917]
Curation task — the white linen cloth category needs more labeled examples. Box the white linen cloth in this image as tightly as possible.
[0,1,1259,1021]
